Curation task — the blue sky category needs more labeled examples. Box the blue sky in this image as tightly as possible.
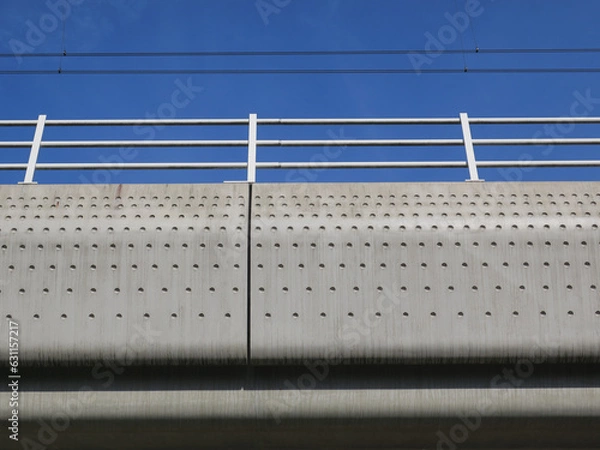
[1,0,599,184]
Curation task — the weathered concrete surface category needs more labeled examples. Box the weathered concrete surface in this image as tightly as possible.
[1,182,599,365]
[251,182,600,363]
[0,184,249,364]
[1,182,599,449]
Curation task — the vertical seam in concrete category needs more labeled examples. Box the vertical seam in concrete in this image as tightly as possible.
[246,183,253,364]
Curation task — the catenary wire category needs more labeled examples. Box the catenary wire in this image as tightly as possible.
[1,68,600,75]
[0,48,600,58]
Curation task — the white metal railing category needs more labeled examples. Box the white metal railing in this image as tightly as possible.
[1,113,600,184]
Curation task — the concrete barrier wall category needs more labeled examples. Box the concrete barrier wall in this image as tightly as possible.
[1,182,599,365]
[0,184,249,364]
[251,182,600,363]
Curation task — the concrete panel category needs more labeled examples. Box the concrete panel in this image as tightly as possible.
[0,184,249,364]
[250,182,600,363]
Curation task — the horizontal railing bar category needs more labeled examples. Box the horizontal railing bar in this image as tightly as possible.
[258,139,463,146]
[0,118,463,127]
[4,138,600,149]
[257,118,460,125]
[0,163,247,170]
[0,142,33,147]
[1,139,462,148]
[3,138,600,149]
[38,116,600,126]
[2,161,599,172]
[470,117,600,124]
[39,140,249,148]
[0,119,249,127]
[4,117,600,127]
[261,161,600,168]
[0,120,38,127]
[478,160,600,167]
[473,138,600,145]
[258,161,467,168]
[45,119,250,126]
[0,118,462,127]
[0,164,27,170]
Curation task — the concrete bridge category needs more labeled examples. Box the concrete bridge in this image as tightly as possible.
[1,180,599,449]
[1,114,600,448]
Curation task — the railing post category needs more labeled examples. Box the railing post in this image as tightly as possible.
[19,114,46,185]
[247,113,257,183]
[459,112,483,182]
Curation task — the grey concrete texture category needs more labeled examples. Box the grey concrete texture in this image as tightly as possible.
[0,184,249,365]
[0,182,599,365]
[251,182,600,363]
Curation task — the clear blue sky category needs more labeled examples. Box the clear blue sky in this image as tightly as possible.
[1,0,599,184]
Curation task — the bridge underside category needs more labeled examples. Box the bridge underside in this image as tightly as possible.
[6,363,599,449]
[1,182,599,448]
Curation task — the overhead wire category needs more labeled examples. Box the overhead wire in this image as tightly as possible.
[1,68,600,75]
[0,48,599,58]
[2,33,598,76]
